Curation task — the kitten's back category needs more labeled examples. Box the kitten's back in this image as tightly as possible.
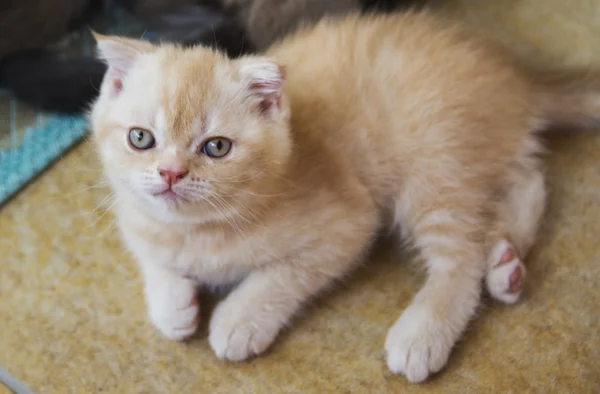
[266,11,600,197]
[270,14,529,166]
[271,11,600,133]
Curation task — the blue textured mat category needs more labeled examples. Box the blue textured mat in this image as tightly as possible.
[0,115,87,205]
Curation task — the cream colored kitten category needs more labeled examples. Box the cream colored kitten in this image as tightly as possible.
[90,11,600,383]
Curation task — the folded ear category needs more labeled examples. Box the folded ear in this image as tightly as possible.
[92,32,155,95]
[237,57,286,117]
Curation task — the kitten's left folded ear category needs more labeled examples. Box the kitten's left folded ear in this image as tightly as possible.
[92,32,156,94]
[237,57,286,116]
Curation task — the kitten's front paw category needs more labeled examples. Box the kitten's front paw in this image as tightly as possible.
[209,300,283,362]
[146,277,199,341]
[385,305,454,383]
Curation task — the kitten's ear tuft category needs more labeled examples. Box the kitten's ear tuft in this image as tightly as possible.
[238,58,286,116]
[93,33,155,95]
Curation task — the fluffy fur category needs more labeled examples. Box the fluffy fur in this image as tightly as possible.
[90,11,600,383]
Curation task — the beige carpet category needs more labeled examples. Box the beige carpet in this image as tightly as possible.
[1,1,599,392]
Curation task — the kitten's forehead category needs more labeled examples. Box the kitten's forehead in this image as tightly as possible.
[153,47,228,136]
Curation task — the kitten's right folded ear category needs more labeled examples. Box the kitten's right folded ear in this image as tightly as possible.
[237,57,286,117]
[91,31,156,95]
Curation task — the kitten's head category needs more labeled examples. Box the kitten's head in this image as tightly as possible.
[90,34,291,224]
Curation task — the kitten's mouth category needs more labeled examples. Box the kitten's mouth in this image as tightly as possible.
[153,188,187,204]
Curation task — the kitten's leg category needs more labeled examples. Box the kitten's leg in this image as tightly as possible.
[386,196,487,383]
[141,263,200,341]
[486,167,545,304]
[208,241,371,362]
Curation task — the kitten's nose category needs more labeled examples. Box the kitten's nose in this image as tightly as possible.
[158,167,189,185]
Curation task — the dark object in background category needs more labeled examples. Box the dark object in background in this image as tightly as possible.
[141,3,254,56]
[218,0,428,52]
[120,0,199,16]
[0,53,108,114]
[0,0,107,113]
[0,0,106,113]
[100,0,251,55]
[222,0,361,52]
[361,0,426,12]
[0,0,248,114]
[0,0,92,57]
[0,0,423,114]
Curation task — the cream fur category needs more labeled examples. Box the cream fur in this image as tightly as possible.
[90,11,600,383]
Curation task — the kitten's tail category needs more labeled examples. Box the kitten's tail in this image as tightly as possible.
[531,67,600,129]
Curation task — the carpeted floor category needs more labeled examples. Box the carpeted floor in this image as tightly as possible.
[1,0,599,392]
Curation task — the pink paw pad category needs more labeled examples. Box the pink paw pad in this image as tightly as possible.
[486,241,526,304]
[498,247,524,293]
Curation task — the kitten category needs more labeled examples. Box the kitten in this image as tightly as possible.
[90,11,599,383]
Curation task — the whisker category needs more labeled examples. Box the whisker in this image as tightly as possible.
[93,192,117,213]
[219,194,263,226]
[212,194,269,233]
[200,195,244,237]
[212,194,252,226]
[64,180,110,198]
[87,197,118,229]
[96,218,119,238]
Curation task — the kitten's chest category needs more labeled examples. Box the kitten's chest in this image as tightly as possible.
[161,229,278,286]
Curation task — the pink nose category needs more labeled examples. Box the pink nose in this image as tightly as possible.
[158,167,189,185]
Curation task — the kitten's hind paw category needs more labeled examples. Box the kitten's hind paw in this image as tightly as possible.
[486,240,526,304]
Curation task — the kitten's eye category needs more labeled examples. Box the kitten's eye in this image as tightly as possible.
[128,128,155,150]
[202,137,232,158]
